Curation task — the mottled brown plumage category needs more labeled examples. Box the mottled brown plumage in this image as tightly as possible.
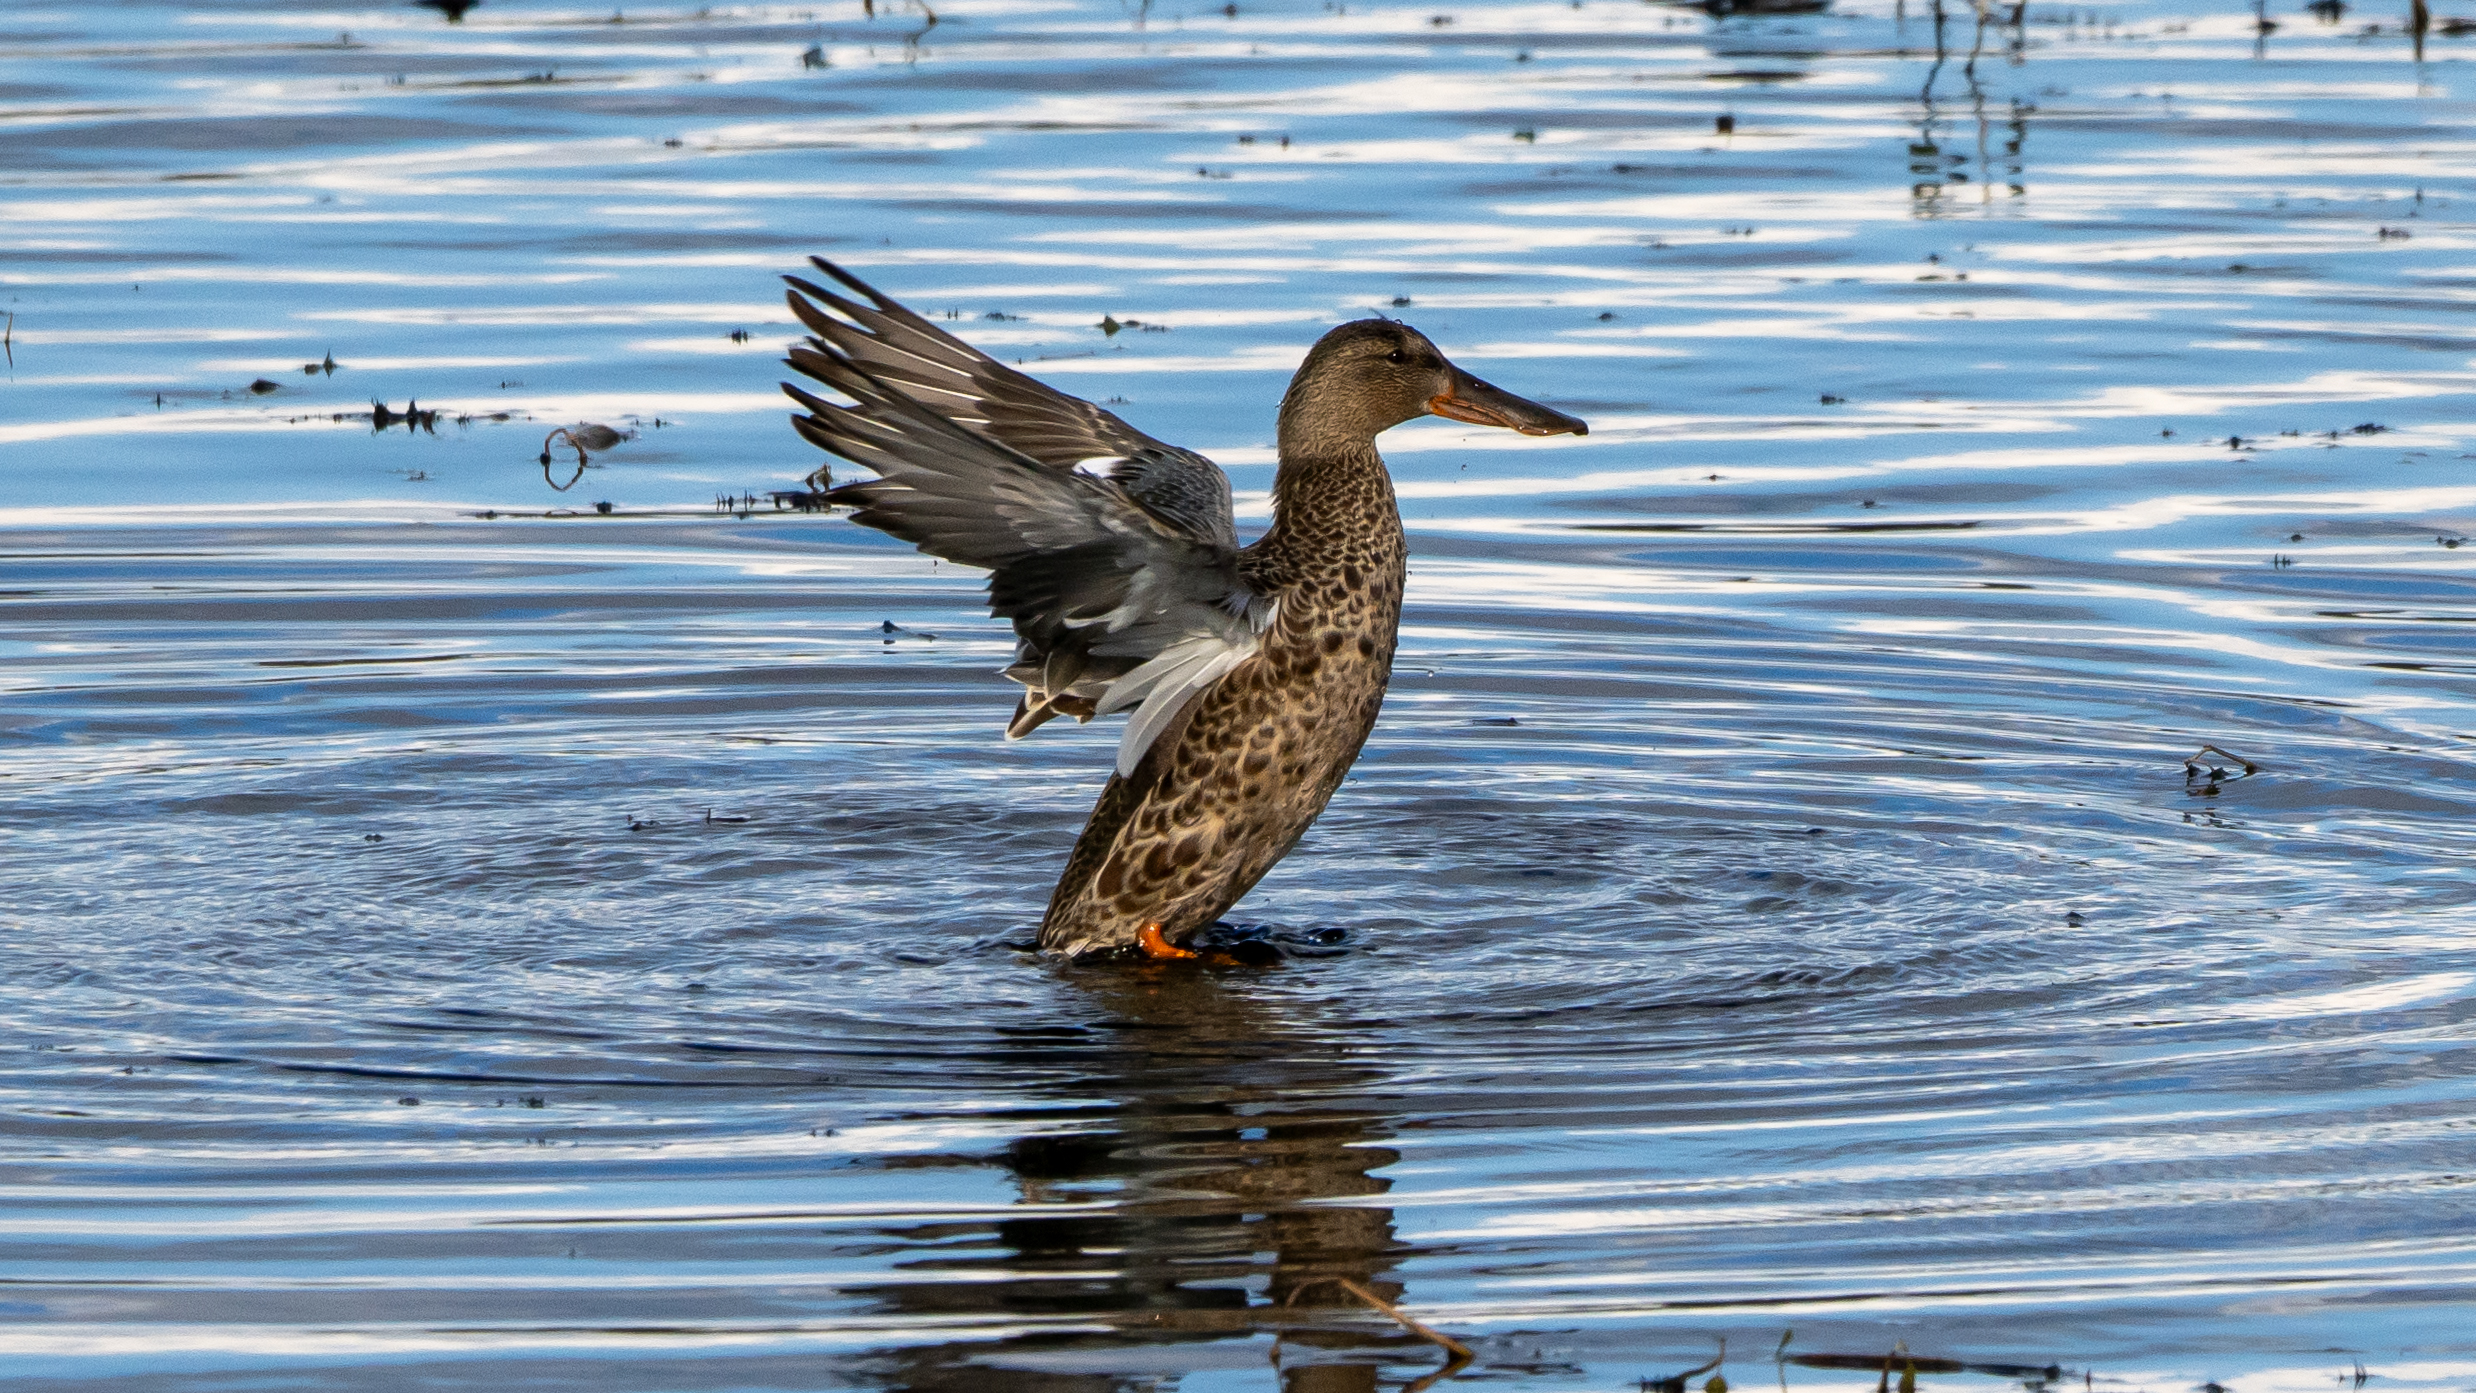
[780,262,1585,957]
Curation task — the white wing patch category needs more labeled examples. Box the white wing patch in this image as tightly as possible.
[1091,596,1280,778]
[1096,634,1258,778]
[1071,455,1130,480]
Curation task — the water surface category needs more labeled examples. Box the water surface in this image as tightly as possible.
[4,0,2476,1389]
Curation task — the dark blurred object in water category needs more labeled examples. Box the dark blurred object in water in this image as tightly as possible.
[1683,0,1830,14]
[414,0,479,21]
[540,420,634,492]
[369,399,438,434]
[540,422,635,468]
[1791,1352,2067,1380]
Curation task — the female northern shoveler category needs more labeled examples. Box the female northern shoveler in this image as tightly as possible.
[781,259,1586,958]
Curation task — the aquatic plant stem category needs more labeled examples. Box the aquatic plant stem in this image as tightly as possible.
[1332,1278,1474,1361]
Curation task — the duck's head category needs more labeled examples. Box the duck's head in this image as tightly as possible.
[1278,318,1588,452]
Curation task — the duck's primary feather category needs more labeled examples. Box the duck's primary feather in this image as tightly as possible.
[784,260,1235,543]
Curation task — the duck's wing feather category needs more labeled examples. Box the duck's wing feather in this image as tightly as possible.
[784,258,1236,546]
[784,331,1271,778]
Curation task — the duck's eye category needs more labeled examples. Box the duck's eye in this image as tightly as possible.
[1386,348,1406,364]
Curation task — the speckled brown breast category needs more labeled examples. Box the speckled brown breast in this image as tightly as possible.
[1038,452,1407,955]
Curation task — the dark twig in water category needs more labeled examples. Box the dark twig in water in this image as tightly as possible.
[4,311,13,372]
[1324,1278,1473,1361]
[1642,1338,1725,1393]
[2183,743,2261,777]
[1793,1352,2067,1380]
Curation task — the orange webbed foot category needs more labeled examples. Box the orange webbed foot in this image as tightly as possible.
[1136,921,1200,961]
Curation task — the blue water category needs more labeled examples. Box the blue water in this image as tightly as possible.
[4,0,2475,1389]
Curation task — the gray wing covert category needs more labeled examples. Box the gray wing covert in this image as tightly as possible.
[781,261,1267,774]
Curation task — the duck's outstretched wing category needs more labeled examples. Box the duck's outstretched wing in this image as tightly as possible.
[784,315,1272,777]
[783,258,1236,546]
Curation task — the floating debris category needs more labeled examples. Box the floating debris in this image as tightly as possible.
[367,400,440,434]
[2181,743,2261,798]
[1787,1352,2064,1381]
[706,489,833,514]
[1642,1338,1725,1393]
[248,377,282,395]
[415,0,480,19]
[539,423,636,489]
[1330,1276,1472,1378]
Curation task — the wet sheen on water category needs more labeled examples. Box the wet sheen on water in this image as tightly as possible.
[3,0,2474,1389]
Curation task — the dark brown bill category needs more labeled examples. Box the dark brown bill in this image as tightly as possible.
[1427,366,1589,437]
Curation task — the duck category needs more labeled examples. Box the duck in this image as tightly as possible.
[780,258,1586,959]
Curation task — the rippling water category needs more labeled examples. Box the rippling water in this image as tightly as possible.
[5,0,2476,1389]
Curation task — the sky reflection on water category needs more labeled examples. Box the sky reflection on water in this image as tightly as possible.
[4,0,2476,1389]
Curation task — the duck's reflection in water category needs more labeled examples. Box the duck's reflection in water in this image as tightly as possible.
[853,971,1417,1392]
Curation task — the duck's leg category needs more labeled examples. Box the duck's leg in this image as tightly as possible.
[1136,921,1198,961]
